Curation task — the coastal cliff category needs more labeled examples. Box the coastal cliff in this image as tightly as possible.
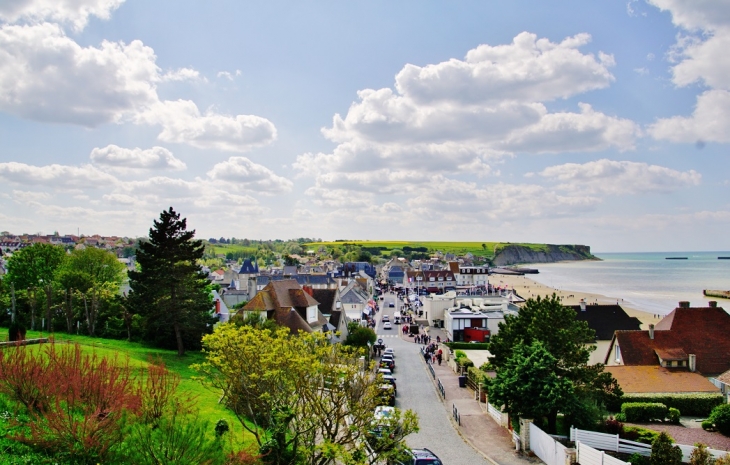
[492,244,595,266]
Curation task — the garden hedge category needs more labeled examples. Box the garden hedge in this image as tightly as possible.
[621,402,668,422]
[609,393,722,417]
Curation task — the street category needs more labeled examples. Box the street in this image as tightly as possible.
[374,292,491,465]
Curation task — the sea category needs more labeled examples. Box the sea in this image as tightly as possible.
[527,252,730,316]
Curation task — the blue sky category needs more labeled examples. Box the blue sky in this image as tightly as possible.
[0,0,728,252]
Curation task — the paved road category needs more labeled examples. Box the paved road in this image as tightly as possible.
[375,293,491,465]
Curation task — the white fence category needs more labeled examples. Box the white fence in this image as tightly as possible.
[530,423,569,465]
[487,403,503,423]
[577,441,630,465]
[570,427,730,463]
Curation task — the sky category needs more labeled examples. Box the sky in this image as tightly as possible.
[0,0,729,252]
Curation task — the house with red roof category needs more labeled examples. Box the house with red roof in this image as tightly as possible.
[604,301,729,397]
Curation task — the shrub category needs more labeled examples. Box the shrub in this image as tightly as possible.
[0,343,55,412]
[651,432,682,465]
[689,443,712,465]
[622,402,668,422]
[7,322,26,342]
[668,408,681,424]
[605,417,625,435]
[139,359,184,428]
[701,420,714,431]
[614,413,627,422]
[609,394,722,417]
[715,454,730,465]
[623,426,662,444]
[709,404,730,436]
[629,452,650,465]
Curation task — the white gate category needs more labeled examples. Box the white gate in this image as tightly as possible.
[530,423,567,465]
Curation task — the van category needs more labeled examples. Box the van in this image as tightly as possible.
[393,312,402,324]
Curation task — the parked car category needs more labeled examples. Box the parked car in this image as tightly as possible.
[382,315,390,322]
[381,355,395,368]
[368,406,402,443]
[378,368,392,377]
[383,322,392,330]
[379,358,395,371]
[383,348,395,358]
[390,448,443,465]
[377,384,395,407]
[382,374,397,393]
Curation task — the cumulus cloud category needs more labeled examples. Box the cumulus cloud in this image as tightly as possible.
[0,162,118,188]
[137,100,277,152]
[295,32,639,219]
[0,22,276,151]
[206,157,293,194]
[539,159,701,195]
[648,1,730,142]
[395,32,614,105]
[90,145,187,171]
[0,0,124,31]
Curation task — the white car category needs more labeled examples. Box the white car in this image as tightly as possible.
[383,322,392,330]
[384,348,395,358]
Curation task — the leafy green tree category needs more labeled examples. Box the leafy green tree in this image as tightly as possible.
[6,243,66,331]
[344,322,377,348]
[195,325,418,465]
[651,432,682,465]
[128,207,215,355]
[488,294,621,432]
[488,341,574,431]
[57,247,126,335]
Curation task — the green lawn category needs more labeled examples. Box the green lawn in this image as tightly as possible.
[0,328,256,449]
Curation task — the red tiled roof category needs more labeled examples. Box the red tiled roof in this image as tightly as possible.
[605,366,720,394]
[614,306,730,376]
[655,348,688,361]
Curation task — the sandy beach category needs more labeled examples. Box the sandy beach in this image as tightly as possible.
[493,273,658,329]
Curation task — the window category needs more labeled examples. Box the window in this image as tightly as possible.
[429,277,435,282]
[307,306,317,323]
[614,345,621,363]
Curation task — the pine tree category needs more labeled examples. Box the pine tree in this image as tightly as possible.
[128,207,215,355]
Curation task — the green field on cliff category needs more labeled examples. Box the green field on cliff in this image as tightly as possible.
[304,241,562,259]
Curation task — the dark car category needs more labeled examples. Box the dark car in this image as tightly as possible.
[379,358,395,371]
[382,374,397,392]
[388,302,395,307]
[377,384,395,407]
[390,448,443,465]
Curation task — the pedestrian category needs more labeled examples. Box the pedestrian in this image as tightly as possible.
[437,353,442,365]
[423,352,430,363]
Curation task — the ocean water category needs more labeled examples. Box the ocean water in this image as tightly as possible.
[527,252,730,315]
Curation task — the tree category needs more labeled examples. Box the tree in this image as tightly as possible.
[127,207,215,356]
[488,341,574,429]
[487,294,620,432]
[651,432,682,465]
[344,322,377,348]
[194,324,418,465]
[6,243,66,331]
[57,247,126,335]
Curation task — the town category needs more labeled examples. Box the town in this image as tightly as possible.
[1,212,729,465]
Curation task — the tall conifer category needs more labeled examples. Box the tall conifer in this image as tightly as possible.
[128,207,215,355]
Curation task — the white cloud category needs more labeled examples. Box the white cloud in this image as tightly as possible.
[0,162,118,188]
[0,22,276,151]
[0,0,124,31]
[206,157,293,194]
[217,70,241,81]
[648,1,730,143]
[649,89,730,143]
[539,159,701,195]
[0,23,159,126]
[137,100,277,152]
[90,145,187,171]
[395,32,614,105]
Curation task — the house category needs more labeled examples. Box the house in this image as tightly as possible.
[444,307,507,343]
[606,301,730,377]
[422,293,517,329]
[447,262,490,290]
[235,279,330,335]
[339,280,372,322]
[710,370,730,403]
[569,300,642,365]
[311,288,348,341]
[387,265,405,284]
[421,270,456,294]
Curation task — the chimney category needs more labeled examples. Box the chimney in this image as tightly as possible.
[678,301,690,308]
[688,354,696,372]
[579,299,586,311]
[709,301,718,308]
[215,299,221,314]
[648,324,654,340]
[303,285,314,297]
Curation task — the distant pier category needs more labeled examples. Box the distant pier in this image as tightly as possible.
[704,290,730,299]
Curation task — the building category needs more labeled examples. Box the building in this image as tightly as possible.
[447,262,490,290]
[606,301,730,377]
[235,279,331,335]
[421,270,456,294]
[569,300,642,365]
